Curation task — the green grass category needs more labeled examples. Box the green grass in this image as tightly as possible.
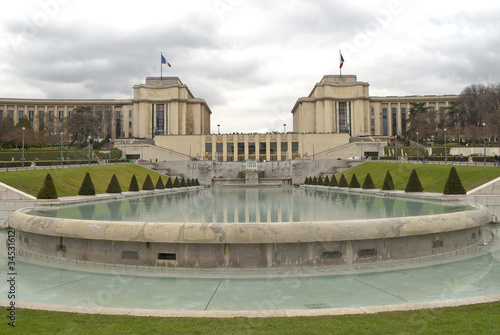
[336,162,500,193]
[0,164,167,197]
[6,301,500,334]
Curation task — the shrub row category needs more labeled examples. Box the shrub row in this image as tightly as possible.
[303,167,466,195]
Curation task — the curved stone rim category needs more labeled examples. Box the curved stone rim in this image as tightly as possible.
[8,204,492,244]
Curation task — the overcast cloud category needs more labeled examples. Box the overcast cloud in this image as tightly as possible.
[1,0,500,133]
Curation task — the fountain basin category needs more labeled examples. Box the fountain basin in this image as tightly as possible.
[8,187,493,270]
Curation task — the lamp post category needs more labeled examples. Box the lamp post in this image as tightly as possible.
[88,135,91,166]
[483,122,486,166]
[217,124,220,135]
[444,128,447,164]
[109,137,111,164]
[21,127,25,168]
[60,132,63,166]
[416,131,419,163]
[360,140,363,159]
[283,123,286,133]
[395,135,398,161]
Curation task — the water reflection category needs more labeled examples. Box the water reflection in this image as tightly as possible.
[31,188,471,224]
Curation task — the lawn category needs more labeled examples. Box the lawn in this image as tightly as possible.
[6,301,500,334]
[335,162,500,193]
[0,164,167,197]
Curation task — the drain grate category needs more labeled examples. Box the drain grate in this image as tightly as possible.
[304,303,330,309]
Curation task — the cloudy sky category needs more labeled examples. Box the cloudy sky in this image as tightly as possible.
[1,0,499,133]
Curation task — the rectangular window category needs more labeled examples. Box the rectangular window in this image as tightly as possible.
[391,107,397,136]
[439,107,445,124]
[18,110,24,120]
[216,142,223,155]
[270,142,277,161]
[121,251,138,260]
[382,108,388,136]
[129,120,132,129]
[0,110,3,121]
[129,110,132,118]
[59,111,64,120]
[227,142,234,161]
[248,142,255,155]
[237,142,244,155]
[339,102,348,133]
[205,142,212,156]
[259,142,266,155]
[401,108,407,134]
[155,105,164,135]
[292,142,299,154]
[8,110,13,119]
[157,253,176,260]
[281,142,288,154]
[370,108,374,116]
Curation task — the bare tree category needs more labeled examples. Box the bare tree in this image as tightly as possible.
[67,106,99,148]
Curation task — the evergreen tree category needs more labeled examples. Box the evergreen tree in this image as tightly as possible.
[318,176,324,185]
[329,175,338,187]
[304,177,308,185]
[362,173,376,189]
[349,173,361,188]
[187,178,192,187]
[78,172,95,195]
[405,169,424,192]
[194,178,200,186]
[37,173,58,199]
[323,175,330,186]
[142,174,155,191]
[165,177,173,188]
[155,176,164,189]
[106,174,122,193]
[338,174,348,187]
[443,167,466,195]
[173,177,180,188]
[128,175,139,192]
[382,171,395,191]
[180,177,186,187]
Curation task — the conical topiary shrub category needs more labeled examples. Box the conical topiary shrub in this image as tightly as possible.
[338,174,348,188]
[329,175,338,187]
[382,171,395,191]
[142,174,155,191]
[304,177,308,185]
[323,175,330,186]
[180,177,186,187]
[443,167,466,195]
[194,178,200,186]
[37,173,58,199]
[78,172,95,196]
[187,178,192,187]
[173,177,180,188]
[106,174,122,193]
[348,174,360,188]
[362,173,376,189]
[155,176,164,189]
[318,176,324,185]
[405,169,424,193]
[165,177,173,188]
[128,175,139,192]
[312,176,318,185]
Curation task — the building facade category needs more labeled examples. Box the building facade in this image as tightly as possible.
[291,75,458,137]
[0,75,459,161]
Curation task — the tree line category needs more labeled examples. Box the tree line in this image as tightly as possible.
[406,83,500,145]
[0,106,102,150]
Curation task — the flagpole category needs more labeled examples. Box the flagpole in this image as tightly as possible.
[160,52,163,80]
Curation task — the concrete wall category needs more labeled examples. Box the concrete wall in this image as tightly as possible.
[0,182,36,228]
[150,159,363,186]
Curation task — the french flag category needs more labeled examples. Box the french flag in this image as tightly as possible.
[339,52,344,69]
[161,54,171,67]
